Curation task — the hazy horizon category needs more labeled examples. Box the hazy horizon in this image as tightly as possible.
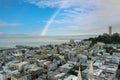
[0,35,97,48]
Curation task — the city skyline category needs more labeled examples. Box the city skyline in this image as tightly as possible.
[0,0,120,36]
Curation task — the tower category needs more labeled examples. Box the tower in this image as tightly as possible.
[77,67,82,80]
[109,26,112,36]
[88,61,94,80]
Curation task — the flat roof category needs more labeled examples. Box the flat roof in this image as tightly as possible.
[54,73,66,78]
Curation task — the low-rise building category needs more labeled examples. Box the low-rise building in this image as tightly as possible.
[11,73,31,80]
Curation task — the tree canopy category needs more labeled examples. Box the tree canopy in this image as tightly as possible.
[84,33,120,46]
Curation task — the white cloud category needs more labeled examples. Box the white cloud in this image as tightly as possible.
[26,0,120,35]
[48,25,120,35]
[0,32,3,35]
[0,21,22,27]
[25,0,120,22]
[25,0,64,8]
[57,26,85,31]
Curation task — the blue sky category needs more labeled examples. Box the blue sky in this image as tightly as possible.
[0,0,120,36]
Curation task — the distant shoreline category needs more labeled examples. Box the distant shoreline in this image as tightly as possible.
[0,35,97,49]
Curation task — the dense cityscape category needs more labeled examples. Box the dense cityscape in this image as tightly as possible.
[0,27,120,80]
[1,0,120,80]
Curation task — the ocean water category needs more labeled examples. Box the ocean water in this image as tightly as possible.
[0,35,96,48]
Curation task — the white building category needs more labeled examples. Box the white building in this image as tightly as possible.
[64,75,78,80]
[0,72,9,80]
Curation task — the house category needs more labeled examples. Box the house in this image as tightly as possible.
[11,73,31,80]
[64,75,78,80]
[43,61,58,71]
[14,61,28,71]
[93,61,103,68]
[0,72,9,80]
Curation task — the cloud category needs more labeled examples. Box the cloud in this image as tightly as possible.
[26,0,120,35]
[48,25,120,35]
[0,32,3,35]
[57,26,85,31]
[25,0,64,8]
[25,0,96,8]
[30,0,120,24]
[25,0,120,23]
[0,21,22,27]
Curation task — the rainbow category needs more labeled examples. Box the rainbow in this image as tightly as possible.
[40,0,69,36]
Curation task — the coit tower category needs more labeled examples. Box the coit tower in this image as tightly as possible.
[109,26,112,36]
